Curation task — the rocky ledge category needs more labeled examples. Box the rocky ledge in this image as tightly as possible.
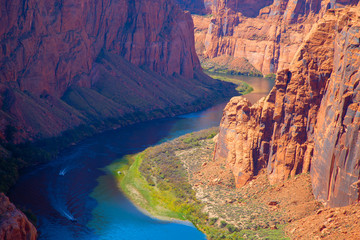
[0,193,37,240]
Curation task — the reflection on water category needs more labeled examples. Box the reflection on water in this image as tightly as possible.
[8,76,274,240]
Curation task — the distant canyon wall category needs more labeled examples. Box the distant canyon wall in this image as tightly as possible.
[214,5,360,207]
[0,0,234,142]
[202,0,359,74]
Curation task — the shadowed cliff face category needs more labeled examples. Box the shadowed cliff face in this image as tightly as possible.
[214,5,360,207]
[0,193,37,240]
[203,0,359,74]
[175,0,207,14]
[217,0,273,17]
[0,0,236,141]
[0,0,200,97]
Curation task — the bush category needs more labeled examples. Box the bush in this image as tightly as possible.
[209,217,218,225]
[220,220,228,228]
[227,224,238,233]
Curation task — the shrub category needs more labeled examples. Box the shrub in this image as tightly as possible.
[227,224,238,233]
[209,217,218,225]
[220,220,228,228]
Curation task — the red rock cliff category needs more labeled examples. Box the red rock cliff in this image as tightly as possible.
[214,5,360,207]
[0,193,37,240]
[0,0,235,141]
[311,6,360,207]
[203,0,358,74]
[0,0,200,97]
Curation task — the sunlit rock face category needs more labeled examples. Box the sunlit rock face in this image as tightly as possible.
[214,5,360,207]
[203,0,359,74]
[0,193,37,240]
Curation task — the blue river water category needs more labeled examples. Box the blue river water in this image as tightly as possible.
[9,76,274,240]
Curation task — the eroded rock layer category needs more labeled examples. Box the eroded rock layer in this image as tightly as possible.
[0,0,235,141]
[0,193,37,240]
[203,0,359,74]
[214,6,360,207]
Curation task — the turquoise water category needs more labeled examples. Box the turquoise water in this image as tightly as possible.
[9,76,274,240]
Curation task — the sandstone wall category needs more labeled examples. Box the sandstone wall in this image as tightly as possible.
[214,6,360,207]
[0,0,235,141]
[203,0,359,74]
[311,7,360,207]
[0,0,200,97]
[0,193,37,240]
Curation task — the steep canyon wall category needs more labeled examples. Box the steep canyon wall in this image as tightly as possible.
[214,5,360,207]
[202,0,359,74]
[0,0,234,141]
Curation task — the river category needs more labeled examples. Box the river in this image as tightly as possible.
[8,75,274,240]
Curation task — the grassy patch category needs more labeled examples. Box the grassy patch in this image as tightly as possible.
[117,129,216,222]
[208,74,254,95]
[201,55,263,77]
[115,128,289,239]
[264,73,276,80]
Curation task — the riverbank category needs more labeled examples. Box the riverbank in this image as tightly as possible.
[115,128,312,239]
[111,129,215,223]
[1,75,240,194]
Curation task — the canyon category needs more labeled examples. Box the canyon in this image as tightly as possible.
[199,0,359,75]
[213,3,360,207]
[1,0,360,239]
[0,0,235,238]
[0,0,235,143]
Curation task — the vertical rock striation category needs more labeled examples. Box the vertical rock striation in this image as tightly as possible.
[0,0,200,97]
[203,0,359,74]
[214,6,360,207]
[311,7,360,207]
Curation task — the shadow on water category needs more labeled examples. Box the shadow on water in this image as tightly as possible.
[8,76,274,240]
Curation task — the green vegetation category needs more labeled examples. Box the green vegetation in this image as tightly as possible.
[0,142,51,192]
[208,74,254,95]
[201,56,263,77]
[115,128,289,239]
[264,73,276,80]
[115,129,216,221]
[0,123,99,193]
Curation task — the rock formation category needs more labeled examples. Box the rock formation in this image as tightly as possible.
[202,0,359,74]
[0,193,37,240]
[0,0,235,142]
[311,6,360,207]
[214,5,360,207]
[175,0,207,14]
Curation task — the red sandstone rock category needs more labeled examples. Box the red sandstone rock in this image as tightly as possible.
[0,193,37,240]
[0,0,200,97]
[311,6,360,207]
[203,0,359,74]
[214,5,360,207]
[0,0,235,141]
